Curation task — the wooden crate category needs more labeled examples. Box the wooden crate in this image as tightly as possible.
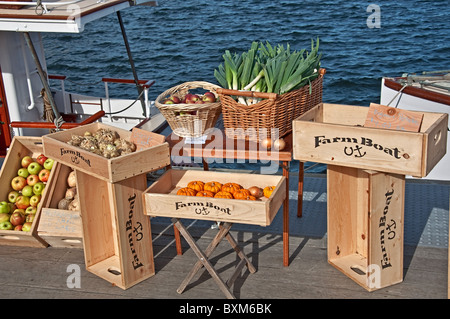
[293,103,448,177]
[143,169,286,227]
[327,165,405,291]
[0,137,55,247]
[37,162,82,248]
[77,171,155,290]
[42,123,171,183]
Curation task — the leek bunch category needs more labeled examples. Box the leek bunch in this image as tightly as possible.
[214,38,321,105]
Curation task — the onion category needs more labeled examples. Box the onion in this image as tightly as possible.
[260,138,272,150]
[248,186,263,198]
[273,138,286,151]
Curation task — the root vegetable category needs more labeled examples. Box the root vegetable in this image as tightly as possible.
[65,187,77,200]
[68,194,79,211]
[58,198,72,210]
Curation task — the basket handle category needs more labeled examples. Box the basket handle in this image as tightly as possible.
[216,88,278,100]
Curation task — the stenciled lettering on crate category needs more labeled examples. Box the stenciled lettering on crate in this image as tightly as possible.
[125,193,145,270]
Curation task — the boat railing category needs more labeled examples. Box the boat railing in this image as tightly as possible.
[10,75,155,130]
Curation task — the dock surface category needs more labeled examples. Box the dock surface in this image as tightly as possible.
[0,173,448,299]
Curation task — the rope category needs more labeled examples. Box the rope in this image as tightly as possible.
[35,0,44,15]
[386,83,408,108]
[105,89,145,115]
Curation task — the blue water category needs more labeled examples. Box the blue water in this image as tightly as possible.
[42,0,450,173]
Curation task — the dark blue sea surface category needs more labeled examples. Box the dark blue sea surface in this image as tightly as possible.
[42,0,450,173]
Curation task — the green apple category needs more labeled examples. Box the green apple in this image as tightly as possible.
[33,182,46,195]
[29,194,41,207]
[7,191,20,203]
[0,213,11,223]
[21,185,33,197]
[22,222,32,232]
[27,162,42,175]
[0,201,11,214]
[25,206,37,215]
[17,168,30,178]
[43,158,55,170]
[0,221,13,230]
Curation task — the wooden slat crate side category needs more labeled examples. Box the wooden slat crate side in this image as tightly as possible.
[293,103,449,177]
[112,173,155,289]
[76,171,116,266]
[367,171,404,290]
[42,122,171,182]
[422,113,448,177]
[37,208,83,248]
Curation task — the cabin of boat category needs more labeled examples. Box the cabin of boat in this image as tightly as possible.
[0,0,165,157]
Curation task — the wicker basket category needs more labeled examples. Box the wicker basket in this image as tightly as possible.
[217,68,325,141]
[155,81,222,138]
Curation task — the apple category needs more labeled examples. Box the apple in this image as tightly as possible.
[36,154,48,166]
[15,195,30,209]
[38,169,50,182]
[163,98,175,104]
[0,221,13,230]
[8,203,16,212]
[186,94,200,103]
[22,222,32,232]
[0,213,10,223]
[7,191,19,203]
[27,174,39,186]
[0,201,11,214]
[26,214,35,223]
[27,162,42,175]
[17,167,30,178]
[10,209,25,226]
[14,225,23,231]
[43,158,55,170]
[195,100,205,104]
[33,182,45,195]
[25,206,37,215]
[21,185,33,197]
[11,176,27,191]
[202,92,216,103]
[21,156,33,168]
[29,194,41,207]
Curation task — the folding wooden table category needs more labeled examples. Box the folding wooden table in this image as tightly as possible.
[166,130,304,266]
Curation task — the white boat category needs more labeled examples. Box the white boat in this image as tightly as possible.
[0,0,166,156]
[380,71,450,181]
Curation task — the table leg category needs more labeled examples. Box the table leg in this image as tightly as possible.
[298,161,304,218]
[282,160,289,267]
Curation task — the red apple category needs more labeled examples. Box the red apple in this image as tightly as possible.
[10,209,25,226]
[22,222,32,232]
[15,195,30,209]
[186,94,200,103]
[11,176,27,191]
[36,154,48,166]
[27,174,39,186]
[21,156,33,168]
[202,92,216,103]
[195,100,205,104]
[38,169,50,182]
[14,224,23,231]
